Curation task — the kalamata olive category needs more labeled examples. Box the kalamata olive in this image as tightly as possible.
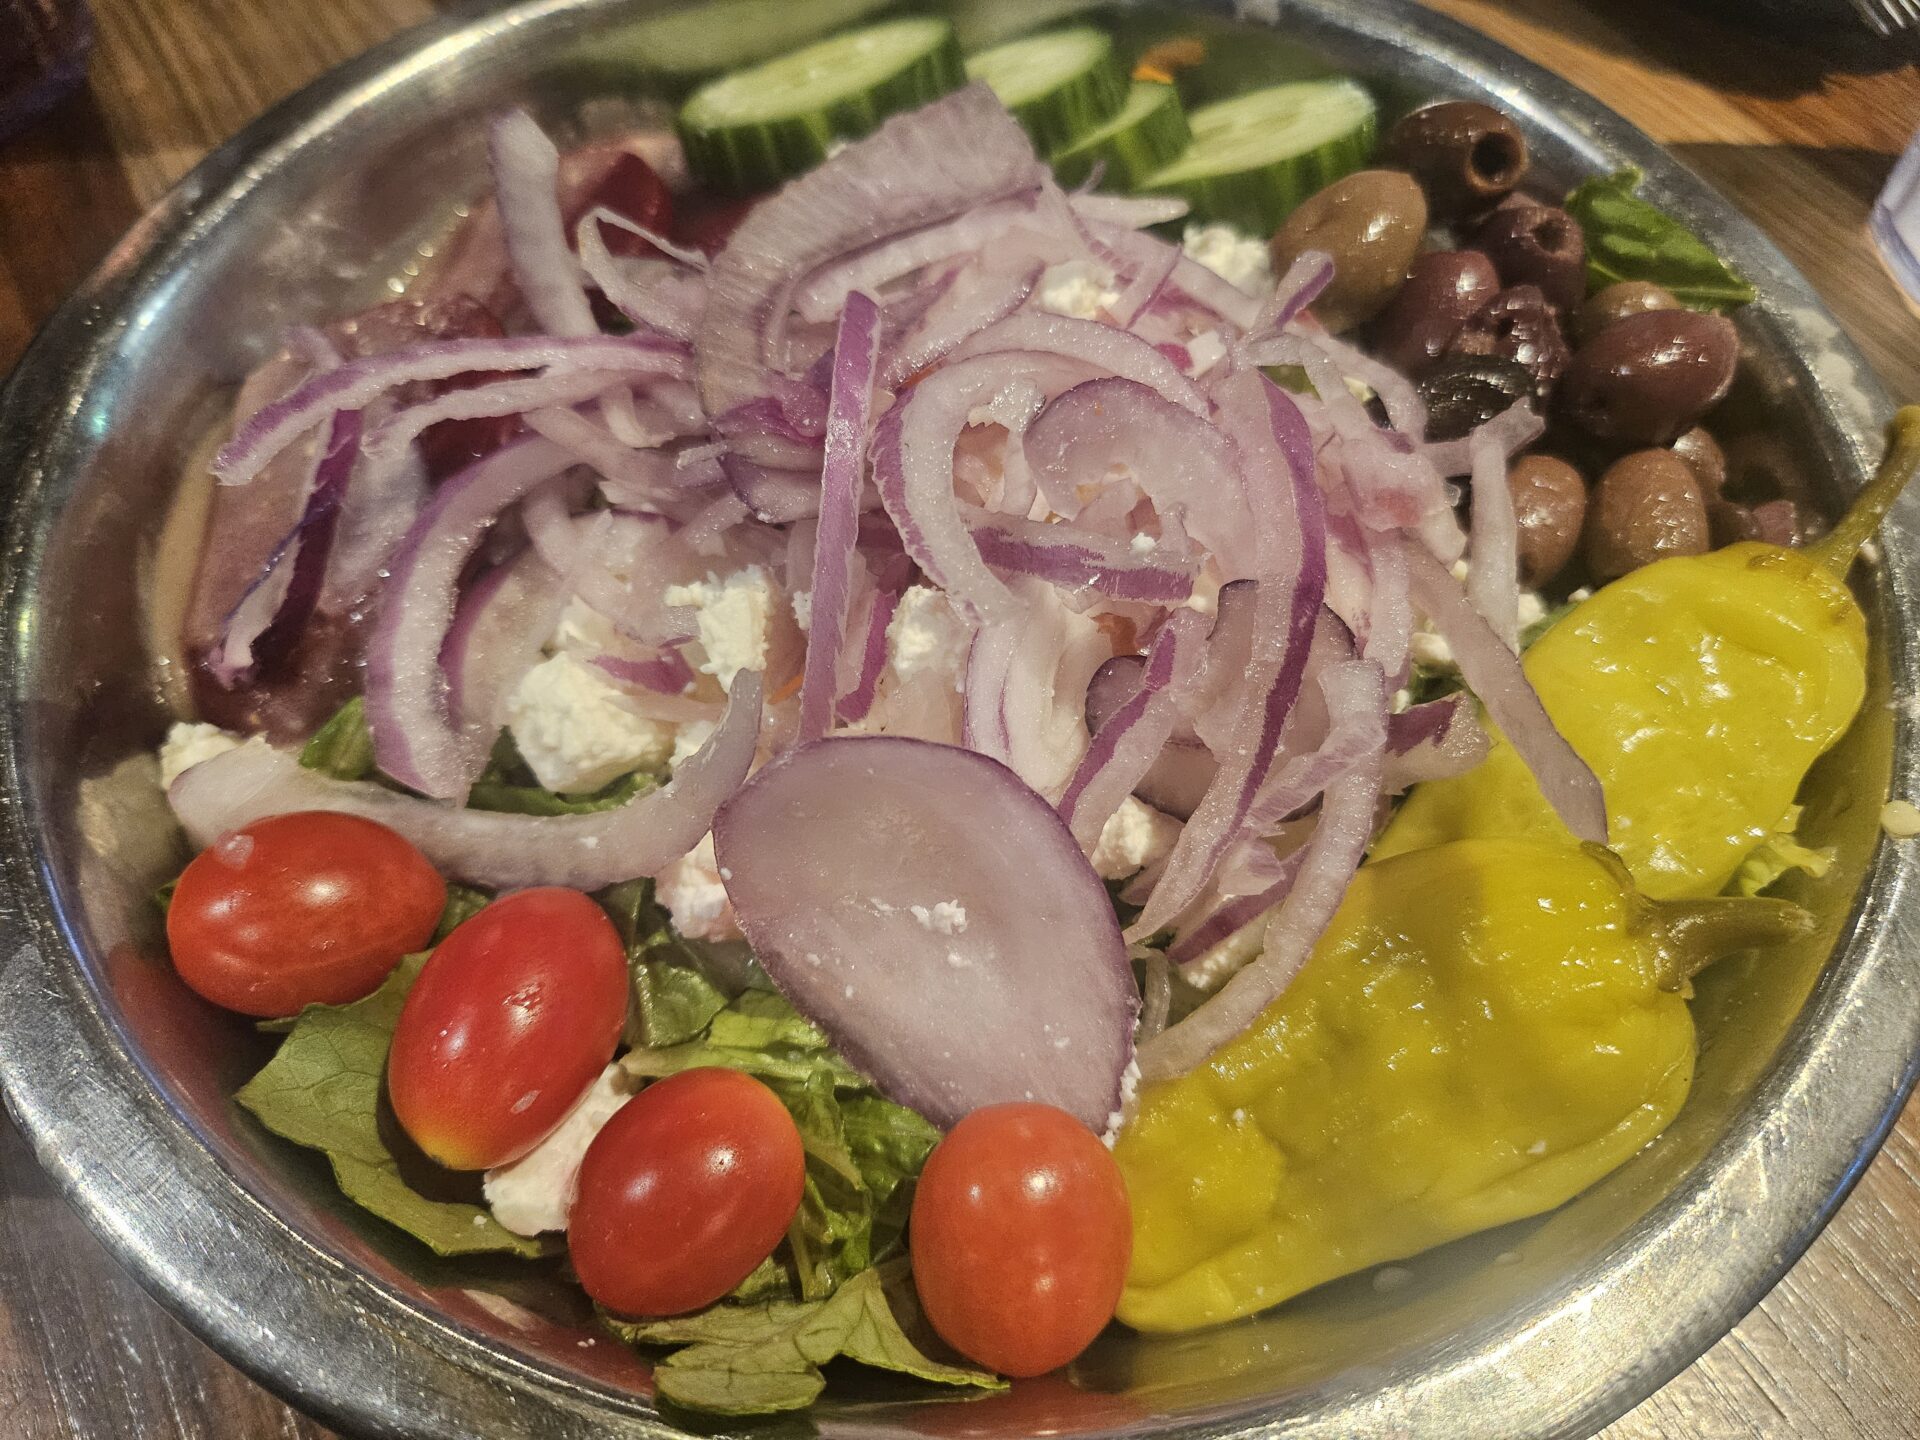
[1270,170,1428,333]
[1575,280,1679,344]
[1583,449,1710,580]
[1508,454,1587,587]
[1379,101,1529,219]
[1669,424,1728,502]
[1368,250,1500,376]
[1417,353,1536,443]
[1445,285,1572,396]
[1472,205,1586,313]
[1722,431,1819,507]
[1709,497,1808,548]
[1557,308,1739,445]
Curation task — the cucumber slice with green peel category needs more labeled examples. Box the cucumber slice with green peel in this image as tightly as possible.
[615,0,900,79]
[953,0,1107,52]
[963,27,1126,156]
[1141,78,1377,236]
[679,18,966,194]
[1050,80,1190,191]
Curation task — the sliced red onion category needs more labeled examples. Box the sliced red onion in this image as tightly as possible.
[1402,540,1606,841]
[1107,234,1181,330]
[1126,375,1327,943]
[1239,657,1385,840]
[217,334,684,488]
[360,368,630,482]
[171,673,763,889]
[798,292,883,746]
[680,492,752,556]
[488,109,597,338]
[1303,328,1427,439]
[712,736,1136,1131]
[1383,693,1490,792]
[1023,377,1250,578]
[962,576,1110,800]
[697,85,1046,466]
[879,258,1040,390]
[1070,193,1189,229]
[949,312,1210,417]
[1420,399,1543,478]
[1166,845,1306,967]
[967,509,1197,602]
[1058,608,1208,848]
[442,547,568,729]
[723,456,822,525]
[580,203,709,272]
[1361,521,1412,680]
[365,437,586,799]
[1465,422,1520,650]
[1141,667,1386,1079]
[1240,250,1334,346]
[577,215,708,343]
[792,198,1052,322]
[208,409,361,687]
[835,558,911,725]
[521,404,680,503]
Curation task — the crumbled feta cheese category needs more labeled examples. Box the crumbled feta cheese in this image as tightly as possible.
[505,652,676,794]
[887,585,971,688]
[1037,259,1122,320]
[791,589,812,633]
[1517,589,1548,630]
[157,722,245,788]
[662,566,775,693]
[1408,629,1455,671]
[1181,223,1274,295]
[550,595,625,662]
[1090,796,1180,880]
[1184,330,1229,378]
[483,1064,634,1236]
[1129,533,1157,556]
[656,832,741,942]
[909,900,967,935]
[670,718,716,773]
[1103,1057,1142,1145]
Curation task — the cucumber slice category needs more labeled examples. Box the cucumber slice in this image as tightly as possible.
[963,27,1126,156]
[616,0,899,79]
[1141,78,1377,236]
[954,0,1107,52]
[1051,80,1190,191]
[679,18,965,194]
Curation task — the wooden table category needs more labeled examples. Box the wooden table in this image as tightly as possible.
[2,1,1917,1435]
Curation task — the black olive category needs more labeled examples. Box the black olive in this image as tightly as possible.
[1417,353,1537,442]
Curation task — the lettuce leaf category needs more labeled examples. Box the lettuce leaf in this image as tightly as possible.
[604,1266,1001,1416]
[1564,167,1756,312]
[299,696,376,780]
[235,953,544,1258]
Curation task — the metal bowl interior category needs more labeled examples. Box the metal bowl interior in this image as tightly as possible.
[1,2,1917,1437]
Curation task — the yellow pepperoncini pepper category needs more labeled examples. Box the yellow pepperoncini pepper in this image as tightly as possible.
[1114,839,1810,1333]
[1374,408,1920,899]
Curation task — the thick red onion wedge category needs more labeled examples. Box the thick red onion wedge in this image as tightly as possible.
[1059,609,1208,848]
[210,409,361,687]
[1023,378,1249,577]
[963,577,1110,799]
[217,334,683,488]
[1140,665,1386,1080]
[441,547,568,729]
[697,85,1046,464]
[1466,423,1520,650]
[711,736,1136,1131]
[171,673,763,890]
[1126,375,1327,943]
[1402,540,1607,841]
[799,292,883,745]
[366,437,584,799]
[1383,693,1490,792]
[489,109,597,338]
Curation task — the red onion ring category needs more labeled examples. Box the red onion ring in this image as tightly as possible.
[489,109,597,338]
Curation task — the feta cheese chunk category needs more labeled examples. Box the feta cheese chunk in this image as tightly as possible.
[1037,259,1122,320]
[662,566,776,693]
[1090,796,1181,880]
[669,718,717,774]
[483,1064,635,1236]
[657,832,742,942]
[1181,223,1274,295]
[887,585,971,687]
[158,722,246,788]
[505,652,676,794]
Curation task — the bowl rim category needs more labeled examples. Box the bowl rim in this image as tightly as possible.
[1,2,1917,1437]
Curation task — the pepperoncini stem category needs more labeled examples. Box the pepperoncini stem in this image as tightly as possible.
[1649,895,1815,991]
[1809,405,1920,575]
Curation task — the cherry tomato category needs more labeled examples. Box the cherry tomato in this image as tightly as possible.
[387,887,627,1171]
[166,811,444,1017]
[671,191,761,256]
[909,1103,1131,1377]
[580,151,676,258]
[569,1068,805,1316]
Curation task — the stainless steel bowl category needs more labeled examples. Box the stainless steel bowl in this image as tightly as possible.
[1,2,1916,1436]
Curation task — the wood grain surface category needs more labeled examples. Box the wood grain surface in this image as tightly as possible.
[2,2,1917,1436]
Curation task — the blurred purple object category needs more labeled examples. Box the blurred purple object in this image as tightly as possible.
[1871,129,1920,312]
[0,0,93,143]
